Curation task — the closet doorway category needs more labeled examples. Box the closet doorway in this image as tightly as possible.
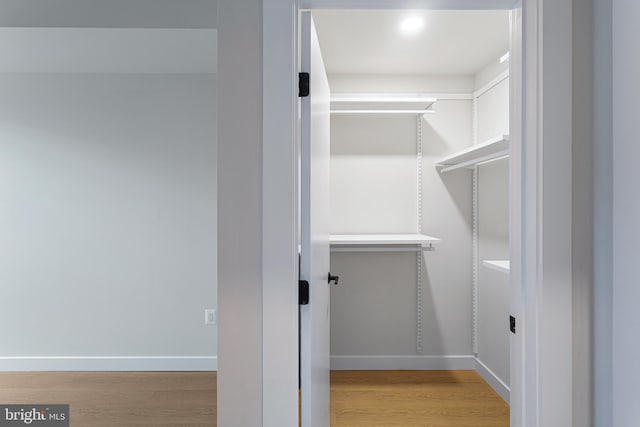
[299,7,518,427]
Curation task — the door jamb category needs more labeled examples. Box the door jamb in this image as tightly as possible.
[259,0,574,426]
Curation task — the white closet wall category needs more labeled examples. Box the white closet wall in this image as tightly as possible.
[420,100,474,356]
[478,80,509,143]
[478,158,510,385]
[329,76,473,369]
[330,116,418,234]
[475,57,510,399]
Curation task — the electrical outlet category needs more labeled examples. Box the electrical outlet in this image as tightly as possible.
[205,309,216,325]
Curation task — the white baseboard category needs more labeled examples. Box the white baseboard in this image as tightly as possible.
[330,355,475,370]
[0,356,217,372]
[474,358,510,403]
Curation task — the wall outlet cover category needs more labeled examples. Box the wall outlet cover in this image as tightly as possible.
[205,309,216,325]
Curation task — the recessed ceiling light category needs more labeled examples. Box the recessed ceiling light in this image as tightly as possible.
[400,17,424,34]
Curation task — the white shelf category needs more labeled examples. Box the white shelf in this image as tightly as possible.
[436,135,509,173]
[331,94,436,115]
[330,233,440,252]
[482,260,510,274]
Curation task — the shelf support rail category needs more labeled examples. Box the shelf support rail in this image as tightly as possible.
[416,115,424,355]
[471,93,479,357]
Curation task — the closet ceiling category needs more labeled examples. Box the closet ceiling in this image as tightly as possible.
[312,10,509,76]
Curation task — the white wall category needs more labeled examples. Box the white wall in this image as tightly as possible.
[329,92,473,368]
[477,78,509,143]
[422,100,474,357]
[329,74,474,94]
[0,73,217,370]
[474,57,510,399]
[478,158,510,387]
[474,56,508,90]
[330,116,418,234]
[612,0,640,425]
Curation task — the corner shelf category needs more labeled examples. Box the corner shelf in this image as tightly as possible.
[330,233,441,253]
[436,135,509,173]
[482,260,510,274]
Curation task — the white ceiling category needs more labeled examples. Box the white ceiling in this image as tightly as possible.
[0,28,217,73]
[312,10,509,76]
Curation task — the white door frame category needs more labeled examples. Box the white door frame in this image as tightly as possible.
[219,0,576,425]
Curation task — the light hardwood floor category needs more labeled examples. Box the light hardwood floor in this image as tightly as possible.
[0,372,216,426]
[330,370,509,426]
[0,370,508,426]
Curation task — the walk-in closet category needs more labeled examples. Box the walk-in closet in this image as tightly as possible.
[302,9,513,424]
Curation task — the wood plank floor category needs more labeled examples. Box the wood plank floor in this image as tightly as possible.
[0,372,216,426]
[0,370,508,426]
[331,370,509,426]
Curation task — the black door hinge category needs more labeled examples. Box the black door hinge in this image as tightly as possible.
[299,280,310,305]
[298,72,310,98]
[510,315,516,334]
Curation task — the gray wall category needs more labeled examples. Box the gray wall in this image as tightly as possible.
[612,0,640,425]
[572,0,595,425]
[0,0,217,28]
[330,99,473,364]
[593,0,613,425]
[0,74,217,366]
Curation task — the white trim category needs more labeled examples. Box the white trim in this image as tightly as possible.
[475,358,510,404]
[508,8,525,427]
[518,0,574,425]
[0,356,217,371]
[262,0,299,426]
[330,355,475,370]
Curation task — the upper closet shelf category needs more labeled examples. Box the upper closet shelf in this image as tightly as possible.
[330,233,440,253]
[330,94,436,115]
[436,135,509,173]
[482,260,510,274]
